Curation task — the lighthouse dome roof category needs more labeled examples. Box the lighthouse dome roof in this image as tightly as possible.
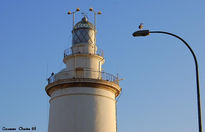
[73,17,94,30]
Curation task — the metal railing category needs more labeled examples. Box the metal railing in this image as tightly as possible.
[47,70,119,85]
[64,47,104,57]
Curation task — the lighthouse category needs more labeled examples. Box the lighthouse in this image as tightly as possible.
[45,11,121,132]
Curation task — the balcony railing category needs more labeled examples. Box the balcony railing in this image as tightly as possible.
[47,70,119,85]
[64,48,104,58]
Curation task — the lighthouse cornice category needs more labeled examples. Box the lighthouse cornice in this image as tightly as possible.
[63,46,104,58]
[63,53,104,64]
[45,78,121,97]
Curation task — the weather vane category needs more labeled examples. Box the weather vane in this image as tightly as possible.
[81,12,88,19]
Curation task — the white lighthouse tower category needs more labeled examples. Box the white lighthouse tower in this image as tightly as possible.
[45,12,121,132]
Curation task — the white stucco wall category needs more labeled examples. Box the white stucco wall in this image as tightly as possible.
[64,55,104,72]
[48,87,116,132]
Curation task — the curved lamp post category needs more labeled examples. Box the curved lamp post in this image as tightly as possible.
[132,30,203,132]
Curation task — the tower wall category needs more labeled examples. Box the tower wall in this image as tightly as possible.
[48,87,116,132]
[64,55,104,72]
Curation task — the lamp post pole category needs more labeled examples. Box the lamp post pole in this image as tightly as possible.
[132,30,203,132]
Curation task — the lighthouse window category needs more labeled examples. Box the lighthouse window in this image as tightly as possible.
[72,29,94,45]
[75,68,84,78]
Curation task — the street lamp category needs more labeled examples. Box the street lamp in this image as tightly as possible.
[67,8,80,28]
[89,8,102,30]
[89,8,102,44]
[132,29,203,132]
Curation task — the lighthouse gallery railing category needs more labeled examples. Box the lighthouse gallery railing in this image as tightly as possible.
[64,47,104,57]
[47,70,119,85]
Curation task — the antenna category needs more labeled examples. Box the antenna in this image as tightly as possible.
[67,8,80,28]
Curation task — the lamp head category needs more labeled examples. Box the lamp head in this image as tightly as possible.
[67,11,72,15]
[89,8,93,11]
[132,30,150,37]
[76,8,80,11]
[97,11,102,15]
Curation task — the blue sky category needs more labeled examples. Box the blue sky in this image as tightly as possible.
[0,0,205,132]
